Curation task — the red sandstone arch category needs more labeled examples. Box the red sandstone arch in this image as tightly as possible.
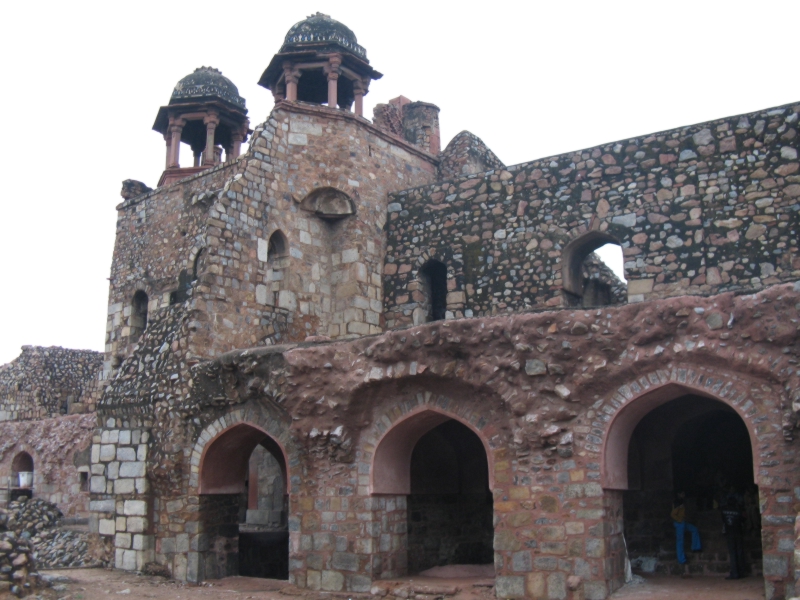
[371,407,493,495]
[601,382,759,490]
[199,423,288,495]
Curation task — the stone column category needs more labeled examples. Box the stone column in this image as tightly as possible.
[230,130,244,160]
[163,134,171,168]
[283,63,298,102]
[202,114,219,166]
[326,55,342,108]
[353,79,369,117]
[168,119,184,168]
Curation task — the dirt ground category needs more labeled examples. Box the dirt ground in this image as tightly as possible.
[7,569,766,600]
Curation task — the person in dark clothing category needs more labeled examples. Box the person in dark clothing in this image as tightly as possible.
[720,488,746,579]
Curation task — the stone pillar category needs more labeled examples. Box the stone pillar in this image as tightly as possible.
[326,56,342,108]
[168,120,184,168]
[192,149,202,167]
[230,131,244,160]
[202,114,219,166]
[163,134,171,168]
[353,81,365,117]
[283,63,298,102]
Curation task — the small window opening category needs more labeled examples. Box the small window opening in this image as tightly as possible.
[80,471,89,492]
[11,452,34,490]
[130,291,149,341]
[562,233,627,308]
[420,260,448,322]
[267,231,288,266]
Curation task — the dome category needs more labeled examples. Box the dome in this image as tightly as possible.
[170,67,246,109]
[281,13,367,59]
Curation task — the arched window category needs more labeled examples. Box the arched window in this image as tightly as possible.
[561,232,627,307]
[130,291,149,341]
[192,248,205,282]
[300,187,355,220]
[419,259,447,322]
[267,230,288,264]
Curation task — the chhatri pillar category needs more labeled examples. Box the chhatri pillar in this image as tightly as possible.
[152,67,250,187]
[258,13,382,112]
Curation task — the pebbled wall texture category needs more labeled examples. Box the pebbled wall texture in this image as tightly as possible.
[383,102,800,329]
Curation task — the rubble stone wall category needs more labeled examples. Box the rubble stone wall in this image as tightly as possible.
[0,346,103,422]
[383,102,799,328]
[97,282,800,599]
[0,414,95,518]
[105,161,243,377]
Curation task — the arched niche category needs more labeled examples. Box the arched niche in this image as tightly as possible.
[561,231,625,307]
[199,423,288,496]
[11,452,34,488]
[371,408,493,495]
[300,187,355,220]
[602,383,758,491]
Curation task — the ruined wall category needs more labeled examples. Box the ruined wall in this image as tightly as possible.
[0,414,95,518]
[438,130,505,180]
[383,102,799,328]
[105,281,800,599]
[105,160,243,377]
[0,346,103,422]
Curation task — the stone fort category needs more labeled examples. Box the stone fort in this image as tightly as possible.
[1,12,799,600]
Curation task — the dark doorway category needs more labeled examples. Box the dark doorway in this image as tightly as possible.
[419,260,447,322]
[623,395,762,576]
[407,420,494,574]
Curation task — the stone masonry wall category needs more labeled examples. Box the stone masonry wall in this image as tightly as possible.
[383,102,799,329]
[187,100,438,357]
[105,160,243,378]
[0,414,95,518]
[106,281,800,599]
[0,346,103,422]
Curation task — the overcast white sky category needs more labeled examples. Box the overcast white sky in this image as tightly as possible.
[0,1,797,366]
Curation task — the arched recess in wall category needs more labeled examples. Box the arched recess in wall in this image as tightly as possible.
[300,187,355,220]
[561,231,626,307]
[601,383,758,491]
[371,408,495,575]
[197,422,290,579]
[130,290,149,341]
[171,248,205,305]
[11,451,34,489]
[418,259,448,323]
[603,381,764,582]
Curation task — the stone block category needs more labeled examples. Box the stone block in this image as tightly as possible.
[120,461,146,478]
[127,517,145,533]
[626,278,654,295]
[115,533,132,549]
[99,519,116,536]
[116,447,136,461]
[762,554,788,577]
[99,444,115,461]
[90,476,107,493]
[114,478,135,494]
[495,576,525,598]
[124,500,147,516]
[547,572,566,600]
[331,552,358,571]
[91,499,116,513]
[584,580,608,600]
[321,570,344,591]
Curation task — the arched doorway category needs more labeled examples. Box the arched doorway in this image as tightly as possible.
[11,452,34,501]
[372,410,494,577]
[603,385,763,584]
[198,423,289,580]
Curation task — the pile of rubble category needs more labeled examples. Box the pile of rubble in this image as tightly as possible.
[3,497,102,569]
[0,519,41,597]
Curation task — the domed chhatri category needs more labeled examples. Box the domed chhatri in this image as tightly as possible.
[153,67,250,187]
[259,13,382,116]
[281,12,366,59]
[170,66,246,110]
